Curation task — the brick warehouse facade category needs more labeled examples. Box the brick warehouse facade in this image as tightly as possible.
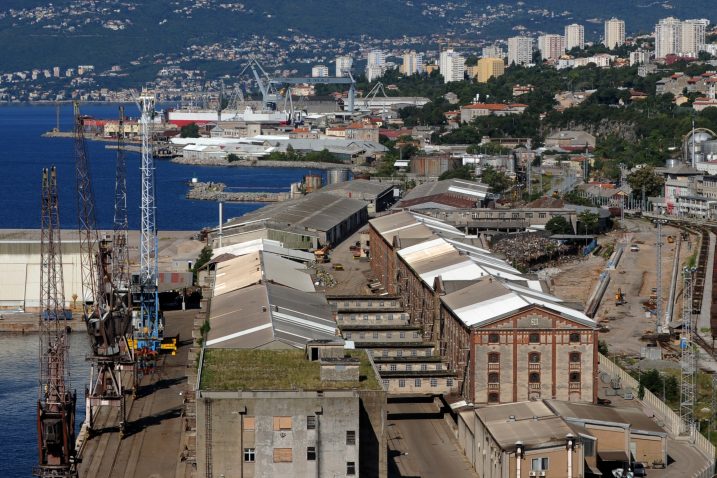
[368,211,598,404]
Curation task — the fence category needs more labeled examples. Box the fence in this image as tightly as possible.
[599,353,715,476]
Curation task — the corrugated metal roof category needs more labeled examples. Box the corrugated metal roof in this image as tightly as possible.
[212,238,315,262]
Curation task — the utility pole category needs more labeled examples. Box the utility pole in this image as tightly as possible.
[679,266,697,437]
[654,218,668,334]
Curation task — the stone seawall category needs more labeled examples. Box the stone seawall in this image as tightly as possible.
[187,181,290,202]
[172,156,372,173]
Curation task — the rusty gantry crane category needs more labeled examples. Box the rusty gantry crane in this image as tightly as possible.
[74,102,134,435]
[34,166,78,478]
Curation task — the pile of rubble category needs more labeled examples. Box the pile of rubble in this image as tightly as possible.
[492,235,572,270]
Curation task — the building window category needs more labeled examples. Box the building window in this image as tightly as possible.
[347,430,356,445]
[307,416,316,430]
[382,350,388,357]
[380,301,385,307]
[244,448,255,462]
[411,350,417,357]
[343,301,349,307]
[400,331,406,339]
[350,314,356,321]
[435,363,442,371]
[387,332,393,339]
[531,457,549,471]
[447,378,454,387]
[529,352,540,363]
[373,331,379,339]
[390,363,397,371]
[244,416,255,431]
[359,332,365,339]
[397,350,403,357]
[413,331,421,338]
[570,352,581,363]
[415,378,422,387]
[529,372,540,383]
[273,448,293,463]
[570,372,581,383]
[488,372,500,384]
[345,332,352,339]
[421,364,427,371]
[307,446,316,461]
[399,379,406,388]
[391,300,397,306]
[488,392,500,403]
[529,333,540,344]
[382,378,389,388]
[388,313,394,320]
[488,352,500,363]
[347,461,356,475]
[430,378,438,387]
[488,333,500,344]
[526,213,533,218]
[539,213,546,219]
[569,332,580,343]
[273,416,292,431]
[512,212,520,218]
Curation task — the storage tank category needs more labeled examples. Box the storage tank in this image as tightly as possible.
[304,174,323,193]
[665,158,680,169]
[327,168,351,185]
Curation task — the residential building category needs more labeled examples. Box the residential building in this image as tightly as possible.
[630,49,652,65]
[400,51,424,76]
[336,55,353,77]
[538,34,565,60]
[508,36,533,66]
[366,50,386,82]
[681,19,709,57]
[654,17,707,59]
[564,23,585,50]
[604,18,626,48]
[476,57,505,83]
[439,48,465,83]
[482,44,505,59]
[459,102,527,122]
[311,65,329,78]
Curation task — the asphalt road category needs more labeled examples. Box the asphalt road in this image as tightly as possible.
[387,398,478,478]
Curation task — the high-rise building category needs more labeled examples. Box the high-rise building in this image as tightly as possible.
[538,34,566,60]
[335,55,353,77]
[564,24,585,51]
[400,51,424,76]
[311,65,329,78]
[629,50,652,65]
[476,58,505,83]
[439,48,465,83]
[604,18,626,49]
[680,19,709,57]
[365,50,386,82]
[482,44,505,59]
[507,36,534,66]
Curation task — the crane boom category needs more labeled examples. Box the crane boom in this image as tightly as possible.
[34,166,77,478]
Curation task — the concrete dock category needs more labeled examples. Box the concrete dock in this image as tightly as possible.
[76,309,195,478]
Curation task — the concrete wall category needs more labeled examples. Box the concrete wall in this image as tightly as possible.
[343,329,422,343]
[198,391,362,478]
[631,434,666,466]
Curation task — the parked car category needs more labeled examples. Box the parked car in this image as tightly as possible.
[632,463,647,477]
[630,245,640,252]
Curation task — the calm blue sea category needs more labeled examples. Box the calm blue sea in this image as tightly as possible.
[0,104,321,476]
[0,103,322,230]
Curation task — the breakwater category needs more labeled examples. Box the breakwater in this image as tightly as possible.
[187,181,290,202]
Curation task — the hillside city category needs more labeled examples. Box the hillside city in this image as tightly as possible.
[13,4,717,478]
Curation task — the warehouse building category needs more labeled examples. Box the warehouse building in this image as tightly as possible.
[320,179,397,214]
[395,178,490,210]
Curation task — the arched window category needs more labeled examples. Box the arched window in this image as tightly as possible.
[488,352,500,363]
[529,333,540,344]
[529,372,540,383]
[488,392,500,403]
[569,333,581,343]
[569,372,581,383]
[570,352,581,363]
[488,372,500,384]
[529,352,541,363]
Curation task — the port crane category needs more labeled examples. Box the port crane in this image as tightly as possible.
[74,102,133,434]
[34,166,78,478]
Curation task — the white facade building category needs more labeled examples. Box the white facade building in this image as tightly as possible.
[311,65,329,78]
[604,18,626,49]
[681,19,709,57]
[365,50,387,82]
[538,34,566,60]
[482,45,505,59]
[564,24,585,51]
[508,36,533,66]
[655,17,682,59]
[439,49,465,83]
[629,50,651,66]
[335,55,353,77]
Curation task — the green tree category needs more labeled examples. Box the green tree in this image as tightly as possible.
[577,211,600,234]
[439,165,473,180]
[626,167,665,199]
[545,216,574,235]
[180,122,200,138]
[192,245,213,284]
[480,165,512,194]
[227,153,240,163]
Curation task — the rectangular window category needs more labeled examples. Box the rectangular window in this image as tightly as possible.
[346,430,356,445]
[390,364,397,371]
[430,378,438,387]
[345,332,352,339]
[273,416,292,431]
[382,378,389,388]
[347,461,356,475]
[363,314,369,320]
[400,331,406,338]
[273,448,293,463]
[373,331,379,339]
[406,364,412,371]
[415,378,422,387]
[307,416,316,430]
[307,446,316,461]
[350,314,356,321]
[531,457,549,471]
[388,313,394,320]
[359,332,365,339]
[411,350,417,357]
[387,332,393,339]
[421,364,427,371]
[447,378,454,387]
[244,416,255,431]
[399,378,406,388]
[397,350,403,357]
[539,213,546,218]
[244,448,255,462]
